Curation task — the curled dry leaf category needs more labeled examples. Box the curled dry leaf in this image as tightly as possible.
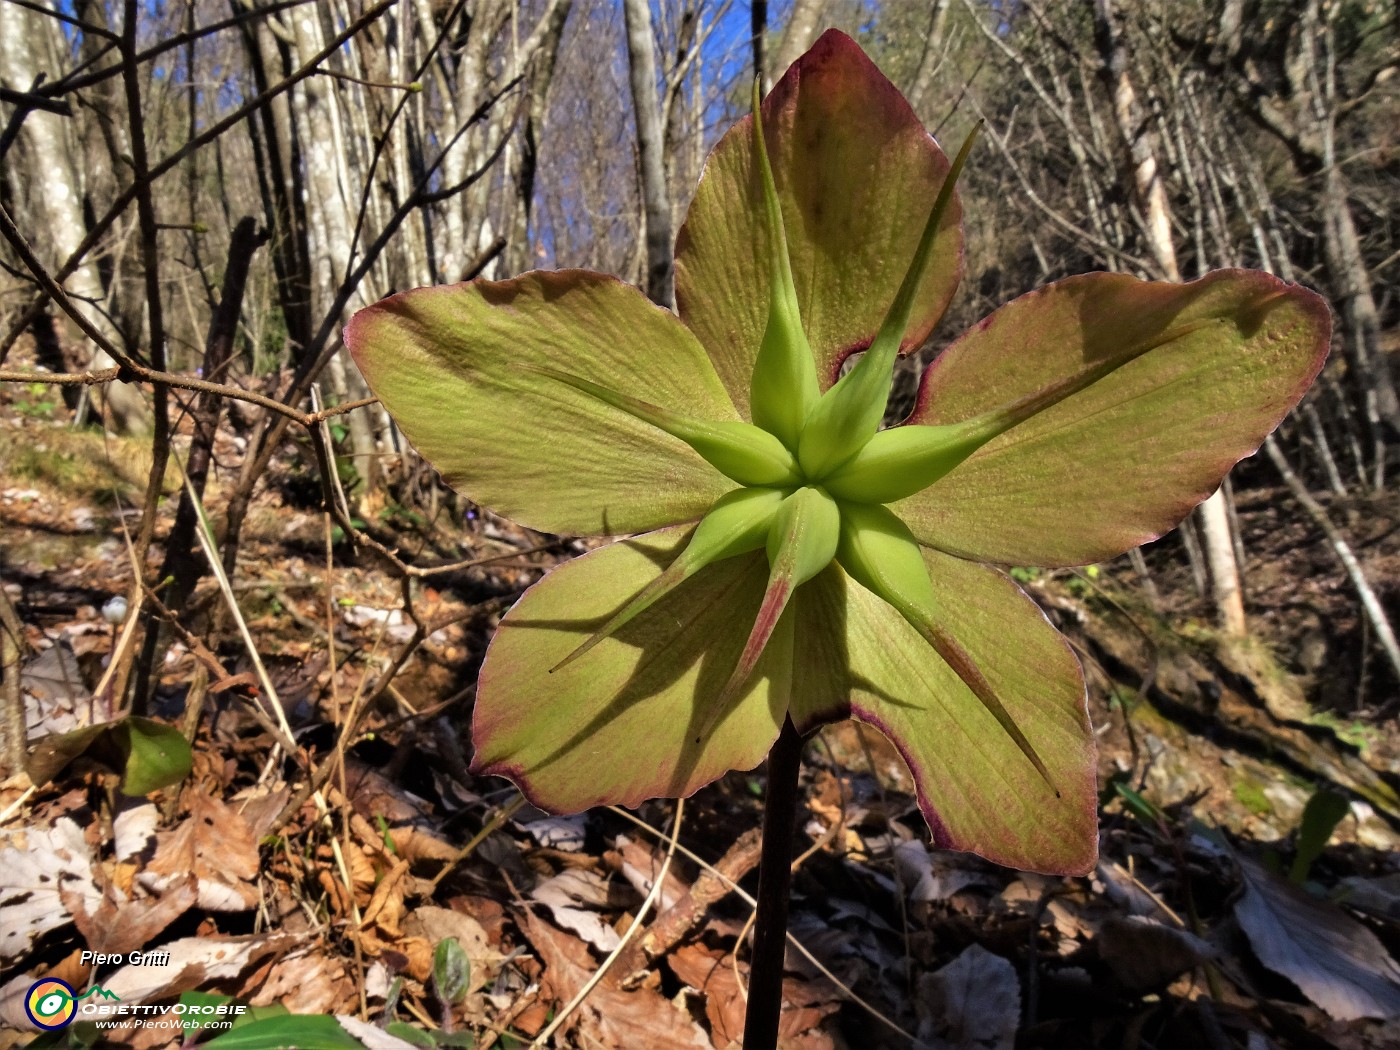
[531,868,629,953]
[916,943,1020,1050]
[0,817,101,962]
[360,857,411,936]
[1235,857,1400,1020]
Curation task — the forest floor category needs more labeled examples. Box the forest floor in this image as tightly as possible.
[1,382,1399,1049]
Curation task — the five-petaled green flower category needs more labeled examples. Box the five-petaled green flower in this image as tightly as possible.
[347,31,1328,875]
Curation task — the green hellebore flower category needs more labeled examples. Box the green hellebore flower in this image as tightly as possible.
[345,31,1329,876]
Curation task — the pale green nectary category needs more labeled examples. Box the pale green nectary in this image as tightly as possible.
[345,30,1330,875]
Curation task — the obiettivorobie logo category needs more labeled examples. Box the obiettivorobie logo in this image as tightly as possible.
[24,977,247,1033]
[25,980,120,1030]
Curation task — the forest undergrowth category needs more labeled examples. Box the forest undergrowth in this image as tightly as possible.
[1,338,1399,1049]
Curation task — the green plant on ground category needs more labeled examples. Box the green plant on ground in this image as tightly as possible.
[11,381,59,418]
[1234,778,1273,817]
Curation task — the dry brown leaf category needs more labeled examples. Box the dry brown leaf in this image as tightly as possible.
[0,973,37,1031]
[525,911,713,1049]
[388,824,459,866]
[69,873,197,956]
[1096,860,1170,919]
[343,758,432,824]
[245,948,355,1015]
[228,785,290,841]
[609,835,689,911]
[142,793,258,911]
[48,947,92,992]
[916,943,1020,1050]
[531,868,628,952]
[669,942,840,1047]
[402,905,503,996]
[22,642,102,738]
[1236,857,1400,1020]
[894,840,998,902]
[361,857,410,936]
[0,817,102,961]
[113,803,159,862]
[335,1014,421,1048]
[101,932,301,1004]
[318,866,354,916]
[1096,915,1215,991]
[341,838,378,904]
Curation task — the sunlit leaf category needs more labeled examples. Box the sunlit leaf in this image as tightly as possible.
[347,271,737,536]
[897,270,1330,566]
[676,30,962,411]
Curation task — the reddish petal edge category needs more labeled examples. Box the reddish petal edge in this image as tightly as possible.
[847,701,1098,877]
[909,268,1330,424]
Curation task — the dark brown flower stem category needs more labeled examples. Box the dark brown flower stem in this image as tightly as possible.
[743,715,803,1050]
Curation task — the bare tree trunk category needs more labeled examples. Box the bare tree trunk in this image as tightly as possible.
[290,5,379,491]
[1320,162,1395,450]
[504,0,572,275]
[239,11,314,363]
[0,1,148,433]
[1095,0,1247,636]
[906,0,951,116]
[773,0,827,81]
[0,586,26,778]
[623,0,674,309]
[1194,0,1400,443]
[438,0,510,282]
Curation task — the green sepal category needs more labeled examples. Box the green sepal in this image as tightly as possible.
[835,501,1054,790]
[527,364,801,487]
[824,317,1218,504]
[894,270,1330,565]
[823,421,986,504]
[698,486,840,742]
[747,77,821,450]
[550,487,786,672]
[795,125,979,480]
[765,486,841,586]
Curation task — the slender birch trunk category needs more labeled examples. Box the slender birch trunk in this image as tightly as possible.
[1095,0,1248,636]
[622,0,674,309]
[0,1,148,433]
